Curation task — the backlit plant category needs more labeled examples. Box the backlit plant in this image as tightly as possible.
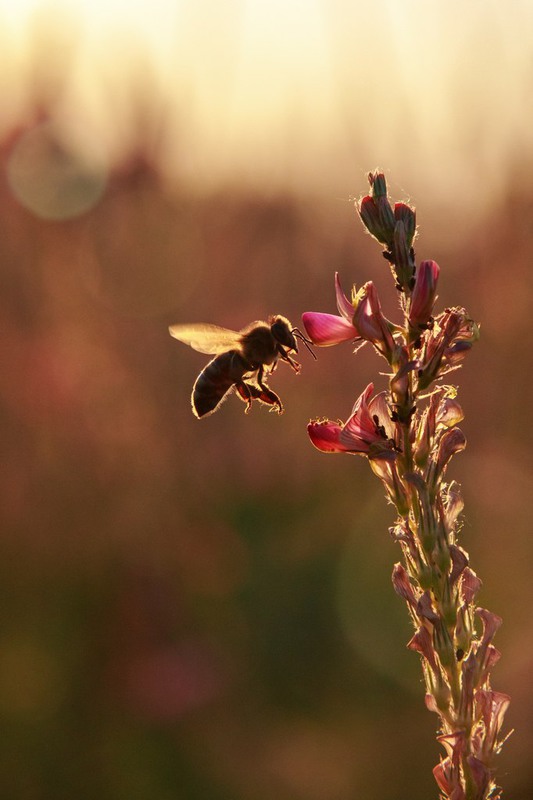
[302,171,510,800]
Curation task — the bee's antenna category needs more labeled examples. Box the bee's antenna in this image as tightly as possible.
[292,327,317,359]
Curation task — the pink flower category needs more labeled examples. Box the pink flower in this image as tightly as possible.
[352,281,396,360]
[303,276,398,363]
[307,383,397,457]
[409,259,440,329]
[302,273,359,346]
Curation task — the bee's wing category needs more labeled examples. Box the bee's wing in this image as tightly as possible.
[169,323,242,355]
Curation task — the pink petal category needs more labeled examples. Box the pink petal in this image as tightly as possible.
[338,429,370,452]
[334,273,355,321]
[391,562,418,607]
[369,391,396,439]
[302,312,358,346]
[476,607,503,647]
[344,383,377,440]
[307,420,353,453]
[348,382,374,416]
[409,259,440,327]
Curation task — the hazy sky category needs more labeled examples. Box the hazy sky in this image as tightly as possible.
[1,0,532,203]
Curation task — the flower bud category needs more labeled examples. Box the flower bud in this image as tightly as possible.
[358,195,391,245]
[409,260,440,331]
[394,202,416,249]
[358,172,395,246]
[368,170,388,198]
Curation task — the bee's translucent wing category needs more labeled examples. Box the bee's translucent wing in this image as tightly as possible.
[169,323,242,354]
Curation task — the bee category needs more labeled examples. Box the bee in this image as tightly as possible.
[169,315,315,418]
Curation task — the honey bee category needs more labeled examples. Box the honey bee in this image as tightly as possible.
[169,315,314,418]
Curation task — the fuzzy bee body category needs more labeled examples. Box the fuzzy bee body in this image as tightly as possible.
[169,316,313,418]
[192,350,249,418]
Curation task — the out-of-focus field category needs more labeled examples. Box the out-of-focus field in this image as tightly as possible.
[0,2,532,798]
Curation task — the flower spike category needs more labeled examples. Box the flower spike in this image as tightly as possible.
[304,171,504,800]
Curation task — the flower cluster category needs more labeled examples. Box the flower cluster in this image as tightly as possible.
[303,171,508,800]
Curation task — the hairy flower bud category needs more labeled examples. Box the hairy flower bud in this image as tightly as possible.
[394,202,417,249]
[358,195,391,245]
[357,172,397,246]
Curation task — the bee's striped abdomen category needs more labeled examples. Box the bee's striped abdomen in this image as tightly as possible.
[192,351,249,418]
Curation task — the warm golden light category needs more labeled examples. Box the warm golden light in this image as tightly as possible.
[1,4,532,800]
[1,0,533,199]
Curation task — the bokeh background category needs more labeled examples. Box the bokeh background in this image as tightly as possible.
[1,1,532,798]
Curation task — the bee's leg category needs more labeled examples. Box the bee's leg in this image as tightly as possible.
[278,347,301,374]
[235,381,254,413]
[254,368,284,413]
[236,381,282,413]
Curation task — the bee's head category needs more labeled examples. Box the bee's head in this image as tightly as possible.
[270,315,316,359]
[270,315,298,351]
